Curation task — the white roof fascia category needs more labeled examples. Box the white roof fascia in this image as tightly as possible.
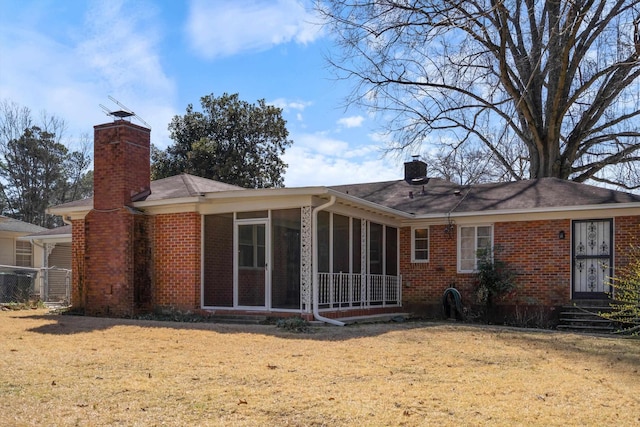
[47,206,90,217]
[199,195,316,216]
[19,234,72,243]
[203,186,329,200]
[410,202,640,221]
[133,196,204,208]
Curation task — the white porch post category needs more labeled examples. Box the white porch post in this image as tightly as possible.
[300,206,312,313]
[361,219,368,305]
[43,243,56,302]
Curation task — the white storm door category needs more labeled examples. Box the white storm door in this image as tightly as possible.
[235,220,270,308]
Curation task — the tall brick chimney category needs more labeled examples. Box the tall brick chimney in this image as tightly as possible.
[93,120,151,209]
[82,119,151,316]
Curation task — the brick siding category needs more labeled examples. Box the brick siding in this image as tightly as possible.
[400,216,638,317]
[153,212,201,311]
[615,216,640,269]
[71,119,639,320]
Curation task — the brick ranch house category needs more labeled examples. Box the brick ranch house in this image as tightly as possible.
[48,119,640,325]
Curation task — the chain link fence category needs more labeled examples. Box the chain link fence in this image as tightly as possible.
[0,266,39,303]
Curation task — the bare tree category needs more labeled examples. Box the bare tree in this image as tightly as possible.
[0,100,34,146]
[0,100,92,227]
[318,1,640,189]
[424,146,503,185]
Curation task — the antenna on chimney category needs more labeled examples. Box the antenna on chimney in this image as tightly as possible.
[99,96,151,129]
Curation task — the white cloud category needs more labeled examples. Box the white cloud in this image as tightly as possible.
[296,132,349,155]
[186,0,322,59]
[77,1,177,146]
[0,0,178,149]
[270,98,312,125]
[269,98,312,112]
[337,115,365,128]
[283,131,401,187]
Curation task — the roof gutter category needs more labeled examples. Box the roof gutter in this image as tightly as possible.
[411,201,640,220]
[311,195,345,326]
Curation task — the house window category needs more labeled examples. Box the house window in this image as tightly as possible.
[458,225,493,272]
[238,224,265,269]
[16,241,32,267]
[412,227,429,262]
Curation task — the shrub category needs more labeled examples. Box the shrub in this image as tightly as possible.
[474,246,517,322]
[602,241,640,335]
[276,316,312,333]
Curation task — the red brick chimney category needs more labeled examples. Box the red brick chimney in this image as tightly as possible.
[82,119,151,316]
[93,121,151,209]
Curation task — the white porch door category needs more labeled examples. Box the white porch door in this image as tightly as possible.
[235,221,270,308]
[572,219,613,299]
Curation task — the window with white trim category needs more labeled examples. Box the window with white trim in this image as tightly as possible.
[15,240,33,267]
[458,225,493,272]
[412,227,429,262]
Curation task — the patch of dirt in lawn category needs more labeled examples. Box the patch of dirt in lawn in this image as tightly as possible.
[1,309,638,426]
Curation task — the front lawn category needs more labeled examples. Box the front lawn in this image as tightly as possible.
[1,309,638,426]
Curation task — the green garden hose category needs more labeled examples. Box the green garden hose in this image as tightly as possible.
[442,287,464,320]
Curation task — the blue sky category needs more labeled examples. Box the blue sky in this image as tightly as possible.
[0,0,404,187]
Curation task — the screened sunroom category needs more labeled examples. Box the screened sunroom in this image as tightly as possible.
[201,197,402,317]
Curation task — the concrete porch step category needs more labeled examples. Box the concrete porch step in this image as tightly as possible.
[559,317,613,324]
[207,314,269,325]
[559,310,613,318]
[335,313,412,325]
[556,324,617,332]
[557,301,618,334]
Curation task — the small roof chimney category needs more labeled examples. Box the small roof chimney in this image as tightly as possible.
[404,156,428,184]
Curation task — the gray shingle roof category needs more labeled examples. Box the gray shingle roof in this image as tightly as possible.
[145,173,244,201]
[50,173,245,210]
[330,177,640,215]
[49,173,640,216]
[25,225,72,237]
[0,216,47,233]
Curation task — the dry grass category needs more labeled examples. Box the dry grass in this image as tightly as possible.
[1,309,638,426]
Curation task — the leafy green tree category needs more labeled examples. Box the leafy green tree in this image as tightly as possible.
[152,93,293,188]
[0,100,93,227]
[602,238,640,335]
[318,1,640,189]
[2,127,66,227]
[53,135,93,206]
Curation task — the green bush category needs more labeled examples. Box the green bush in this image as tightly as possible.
[602,241,640,335]
[474,246,517,321]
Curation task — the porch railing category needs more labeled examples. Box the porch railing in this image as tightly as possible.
[317,272,402,310]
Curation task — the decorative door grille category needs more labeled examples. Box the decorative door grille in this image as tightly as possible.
[572,219,613,299]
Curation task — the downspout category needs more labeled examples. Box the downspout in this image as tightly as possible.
[311,195,345,326]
